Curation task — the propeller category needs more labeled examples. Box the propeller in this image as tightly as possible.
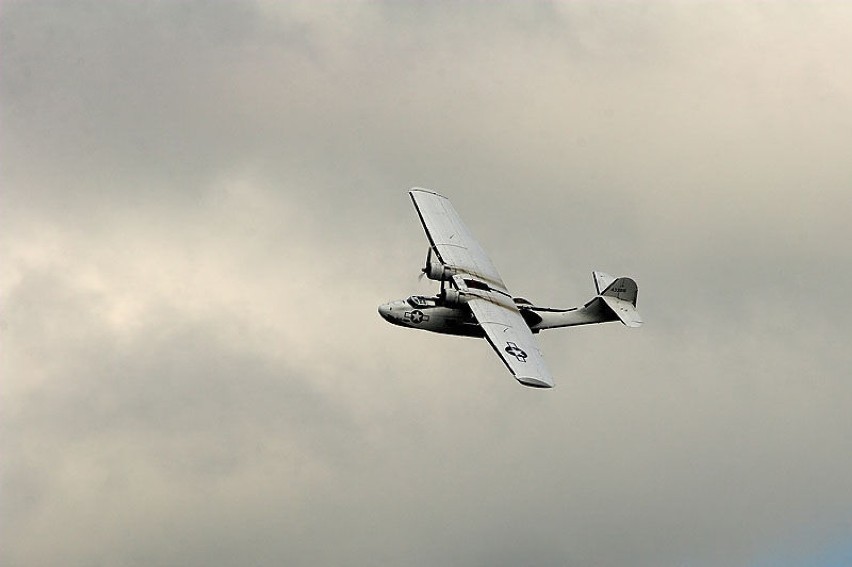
[422,248,433,278]
[414,248,431,287]
[417,248,437,292]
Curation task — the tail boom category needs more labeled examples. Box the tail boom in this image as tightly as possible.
[524,272,643,331]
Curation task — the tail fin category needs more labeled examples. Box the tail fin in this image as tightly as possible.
[600,276,638,306]
[593,271,643,327]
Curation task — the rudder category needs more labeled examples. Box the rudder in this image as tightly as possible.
[601,277,638,307]
[593,271,642,327]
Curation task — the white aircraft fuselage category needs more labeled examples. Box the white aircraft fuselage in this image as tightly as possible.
[378,293,622,337]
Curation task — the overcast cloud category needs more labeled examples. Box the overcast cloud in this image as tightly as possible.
[3,2,852,566]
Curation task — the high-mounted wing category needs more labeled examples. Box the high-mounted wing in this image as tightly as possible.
[410,189,555,388]
[409,188,506,290]
[452,279,555,389]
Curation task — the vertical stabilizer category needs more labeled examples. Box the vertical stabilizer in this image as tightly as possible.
[599,276,642,327]
[601,276,638,306]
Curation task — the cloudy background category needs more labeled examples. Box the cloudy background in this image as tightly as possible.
[3,1,852,565]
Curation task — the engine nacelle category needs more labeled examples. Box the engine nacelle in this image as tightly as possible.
[425,262,459,282]
[423,249,459,281]
[442,288,468,306]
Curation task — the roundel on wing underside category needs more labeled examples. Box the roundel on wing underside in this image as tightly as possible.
[504,342,528,362]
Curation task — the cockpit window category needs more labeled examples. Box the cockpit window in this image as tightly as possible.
[407,295,437,308]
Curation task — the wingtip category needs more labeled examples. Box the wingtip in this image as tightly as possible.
[517,376,555,389]
[409,187,448,199]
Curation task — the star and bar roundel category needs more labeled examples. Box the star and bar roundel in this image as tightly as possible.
[504,342,528,363]
[404,310,430,324]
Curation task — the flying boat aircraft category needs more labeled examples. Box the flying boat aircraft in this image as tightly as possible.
[378,188,642,388]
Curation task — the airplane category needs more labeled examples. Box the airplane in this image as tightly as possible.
[378,188,642,388]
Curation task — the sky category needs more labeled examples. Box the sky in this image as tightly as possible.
[2,1,852,566]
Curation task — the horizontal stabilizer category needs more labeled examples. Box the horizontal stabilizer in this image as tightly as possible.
[600,296,643,327]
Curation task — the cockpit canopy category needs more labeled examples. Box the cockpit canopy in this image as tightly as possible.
[407,295,439,308]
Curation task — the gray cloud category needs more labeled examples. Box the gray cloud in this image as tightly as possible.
[3,1,852,566]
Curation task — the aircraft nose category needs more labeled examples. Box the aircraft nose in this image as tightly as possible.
[378,303,392,321]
